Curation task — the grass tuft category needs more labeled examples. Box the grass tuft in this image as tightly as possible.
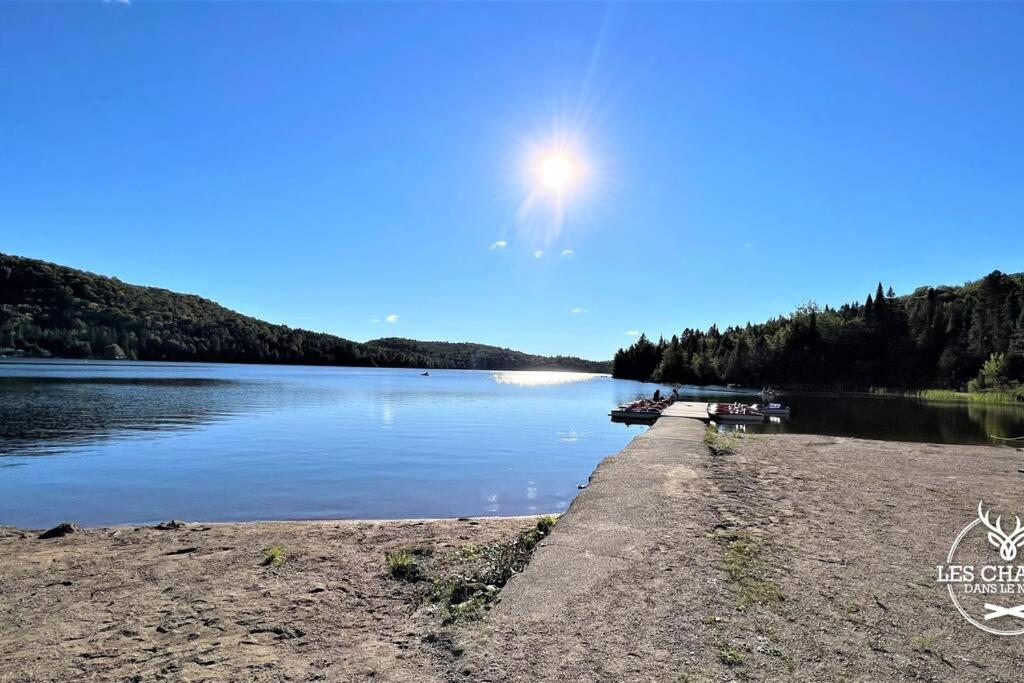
[387,550,424,582]
[424,516,556,623]
[703,426,736,454]
[718,646,745,667]
[536,515,558,535]
[911,632,937,652]
[718,530,783,608]
[262,545,287,567]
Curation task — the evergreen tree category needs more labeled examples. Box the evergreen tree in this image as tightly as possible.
[611,271,1024,392]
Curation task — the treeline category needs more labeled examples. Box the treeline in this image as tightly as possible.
[367,338,609,372]
[0,253,608,373]
[613,271,1024,392]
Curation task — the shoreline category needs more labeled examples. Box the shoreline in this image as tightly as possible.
[11,514,556,536]
[4,426,1024,680]
[624,377,1024,405]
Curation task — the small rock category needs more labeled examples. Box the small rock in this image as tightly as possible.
[39,522,79,539]
[274,626,305,640]
[449,582,486,604]
[155,520,189,530]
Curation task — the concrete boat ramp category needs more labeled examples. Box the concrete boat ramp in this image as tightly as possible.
[464,412,719,679]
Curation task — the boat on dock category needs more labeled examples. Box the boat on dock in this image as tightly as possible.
[609,407,661,423]
[751,402,790,417]
[610,397,676,424]
[707,403,765,423]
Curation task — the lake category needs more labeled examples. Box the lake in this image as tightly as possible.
[2,360,1022,528]
[0,361,655,527]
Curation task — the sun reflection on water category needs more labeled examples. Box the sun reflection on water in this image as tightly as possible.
[490,371,599,386]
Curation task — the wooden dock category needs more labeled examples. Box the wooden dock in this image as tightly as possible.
[658,401,710,422]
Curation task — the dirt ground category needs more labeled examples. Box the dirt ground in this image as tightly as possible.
[462,423,1024,682]
[0,517,537,682]
[693,431,1024,682]
[3,428,1024,682]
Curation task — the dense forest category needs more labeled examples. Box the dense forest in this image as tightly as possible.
[613,271,1024,393]
[0,253,608,373]
[365,338,610,372]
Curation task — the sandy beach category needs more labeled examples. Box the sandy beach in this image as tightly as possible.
[4,421,1024,681]
[0,516,538,682]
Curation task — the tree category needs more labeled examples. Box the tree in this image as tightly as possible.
[0,253,610,373]
[611,271,1024,392]
[873,282,886,320]
[103,343,127,360]
[968,353,1011,392]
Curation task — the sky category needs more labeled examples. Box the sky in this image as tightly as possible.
[2,2,1023,361]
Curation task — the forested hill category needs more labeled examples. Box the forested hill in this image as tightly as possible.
[367,338,608,372]
[613,271,1024,392]
[0,253,609,372]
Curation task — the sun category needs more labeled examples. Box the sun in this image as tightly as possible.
[540,153,574,193]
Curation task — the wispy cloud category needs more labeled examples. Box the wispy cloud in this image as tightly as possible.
[533,250,544,258]
[370,318,381,323]
[490,240,507,250]
[570,307,587,314]
[385,313,399,323]
[743,242,752,249]
[561,249,574,256]
[104,0,131,4]
[626,330,639,336]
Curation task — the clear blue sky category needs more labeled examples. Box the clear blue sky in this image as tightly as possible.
[2,3,1022,361]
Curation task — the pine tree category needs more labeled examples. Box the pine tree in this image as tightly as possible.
[873,282,886,319]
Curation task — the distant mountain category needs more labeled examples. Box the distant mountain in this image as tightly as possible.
[0,253,609,372]
[367,337,609,372]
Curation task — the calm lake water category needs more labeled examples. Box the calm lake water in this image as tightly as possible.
[1,360,1022,528]
[0,361,654,527]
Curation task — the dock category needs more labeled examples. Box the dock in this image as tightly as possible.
[658,401,710,421]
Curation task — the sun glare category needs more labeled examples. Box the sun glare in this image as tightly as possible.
[541,153,574,192]
[491,371,596,386]
[508,129,603,244]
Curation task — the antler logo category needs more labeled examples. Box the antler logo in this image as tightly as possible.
[978,501,1024,562]
[940,501,1024,636]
